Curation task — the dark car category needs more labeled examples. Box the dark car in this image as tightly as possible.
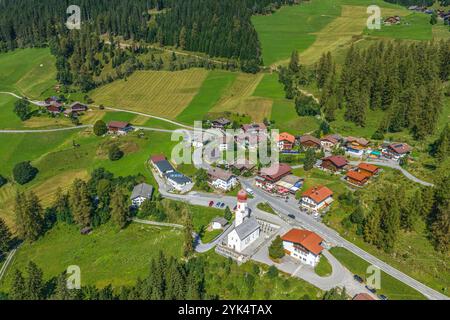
[288,214,295,219]
[209,201,214,207]
[220,203,225,208]
[353,275,364,283]
[365,285,377,294]
[378,294,388,300]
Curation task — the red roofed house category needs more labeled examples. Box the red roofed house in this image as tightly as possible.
[358,163,379,176]
[382,143,412,161]
[353,293,375,300]
[150,154,166,166]
[346,170,370,186]
[299,135,321,149]
[108,121,132,135]
[320,155,348,172]
[281,229,324,266]
[277,132,296,151]
[46,104,62,115]
[300,185,334,213]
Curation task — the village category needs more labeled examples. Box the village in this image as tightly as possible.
[99,113,420,301]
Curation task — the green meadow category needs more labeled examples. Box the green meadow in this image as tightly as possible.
[0,48,56,98]
[176,71,237,124]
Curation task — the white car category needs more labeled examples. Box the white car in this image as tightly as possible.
[245,187,254,195]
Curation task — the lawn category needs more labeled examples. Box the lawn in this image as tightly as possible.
[176,71,237,124]
[315,255,332,277]
[0,222,184,290]
[0,48,56,99]
[256,202,276,215]
[329,247,426,300]
[90,69,209,119]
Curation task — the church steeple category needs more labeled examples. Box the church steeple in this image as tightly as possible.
[235,189,249,226]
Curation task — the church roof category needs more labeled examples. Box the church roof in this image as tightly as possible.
[234,217,259,240]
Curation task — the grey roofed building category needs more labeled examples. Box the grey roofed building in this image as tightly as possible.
[154,159,174,174]
[212,217,228,227]
[234,217,259,240]
[130,183,154,200]
[164,171,192,184]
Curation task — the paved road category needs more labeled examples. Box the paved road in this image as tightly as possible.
[0,125,93,133]
[349,160,434,187]
[239,179,448,300]
[0,245,20,283]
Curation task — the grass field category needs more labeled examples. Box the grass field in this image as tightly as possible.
[315,255,332,277]
[329,247,426,300]
[0,222,184,290]
[90,69,209,119]
[0,48,56,99]
[176,71,237,124]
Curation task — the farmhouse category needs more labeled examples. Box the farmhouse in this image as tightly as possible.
[227,190,260,253]
[241,123,267,134]
[207,167,238,191]
[211,117,231,129]
[384,16,401,25]
[108,121,133,135]
[281,229,324,267]
[300,185,333,213]
[130,183,154,207]
[276,132,296,151]
[46,105,62,115]
[320,155,348,172]
[382,142,411,161]
[346,170,370,187]
[164,171,193,192]
[357,163,379,176]
[344,136,370,157]
[69,102,88,112]
[299,135,321,149]
[320,135,340,151]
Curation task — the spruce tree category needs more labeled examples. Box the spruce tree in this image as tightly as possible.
[25,261,44,300]
[183,209,194,258]
[69,179,92,228]
[10,269,26,300]
[110,187,129,229]
[0,217,11,255]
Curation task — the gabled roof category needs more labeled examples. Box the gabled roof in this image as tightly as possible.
[234,217,259,240]
[241,123,266,132]
[353,293,375,300]
[208,167,235,181]
[321,135,339,144]
[300,135,321,146]
[130,183,154,200]
[346,170,370,182]
[69,102,88,110]
[154,160,174,173]
[321,155,348,168]
[281,229,323,255]
[358,163,379,174]
[260,163,292,180]
[212,216,228,226]
[277,132,295,143]
[165,171,192,184]
[346,136,369,146]
[388,143,411,154]
[302,185,333,204]
[150,154,166,163]
[108,121,130,129]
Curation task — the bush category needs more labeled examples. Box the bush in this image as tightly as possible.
[108,144,124,161]
[268,235,285,260]
[14,99,31,121]
[0,175,6,188]
[267,265,279,278]
[13,161,38,185]
[93,120,108,136]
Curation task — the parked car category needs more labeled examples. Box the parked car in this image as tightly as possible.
[215,202,222,208]
[209,201,214,207]
[220,203,225,208]
[353,275,364,283]
[378,294,388,300]
[288,214,295,219]
[365,285,377,294]
[246,188,254,196]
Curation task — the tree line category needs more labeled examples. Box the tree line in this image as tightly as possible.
[280,39,450,142]
[4,251,208,300]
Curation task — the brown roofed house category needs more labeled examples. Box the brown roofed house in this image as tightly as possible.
[300,135,321,149]
[320,155,348,172]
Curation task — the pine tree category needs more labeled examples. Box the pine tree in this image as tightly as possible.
[288,50,300,74]
[52,273,72,300]
[69,179,92,227]
[15,192,43,242]
[0,217,11,255]
[110,187,129,229]
[304,148,316,171]
[10,269,26,300]
[54,187,72,224]
[183,208,194,258]
[25,261,45,300]
[432,124,450,160]
[429,174,450,253]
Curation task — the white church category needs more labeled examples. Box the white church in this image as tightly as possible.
[227,189,260,253]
